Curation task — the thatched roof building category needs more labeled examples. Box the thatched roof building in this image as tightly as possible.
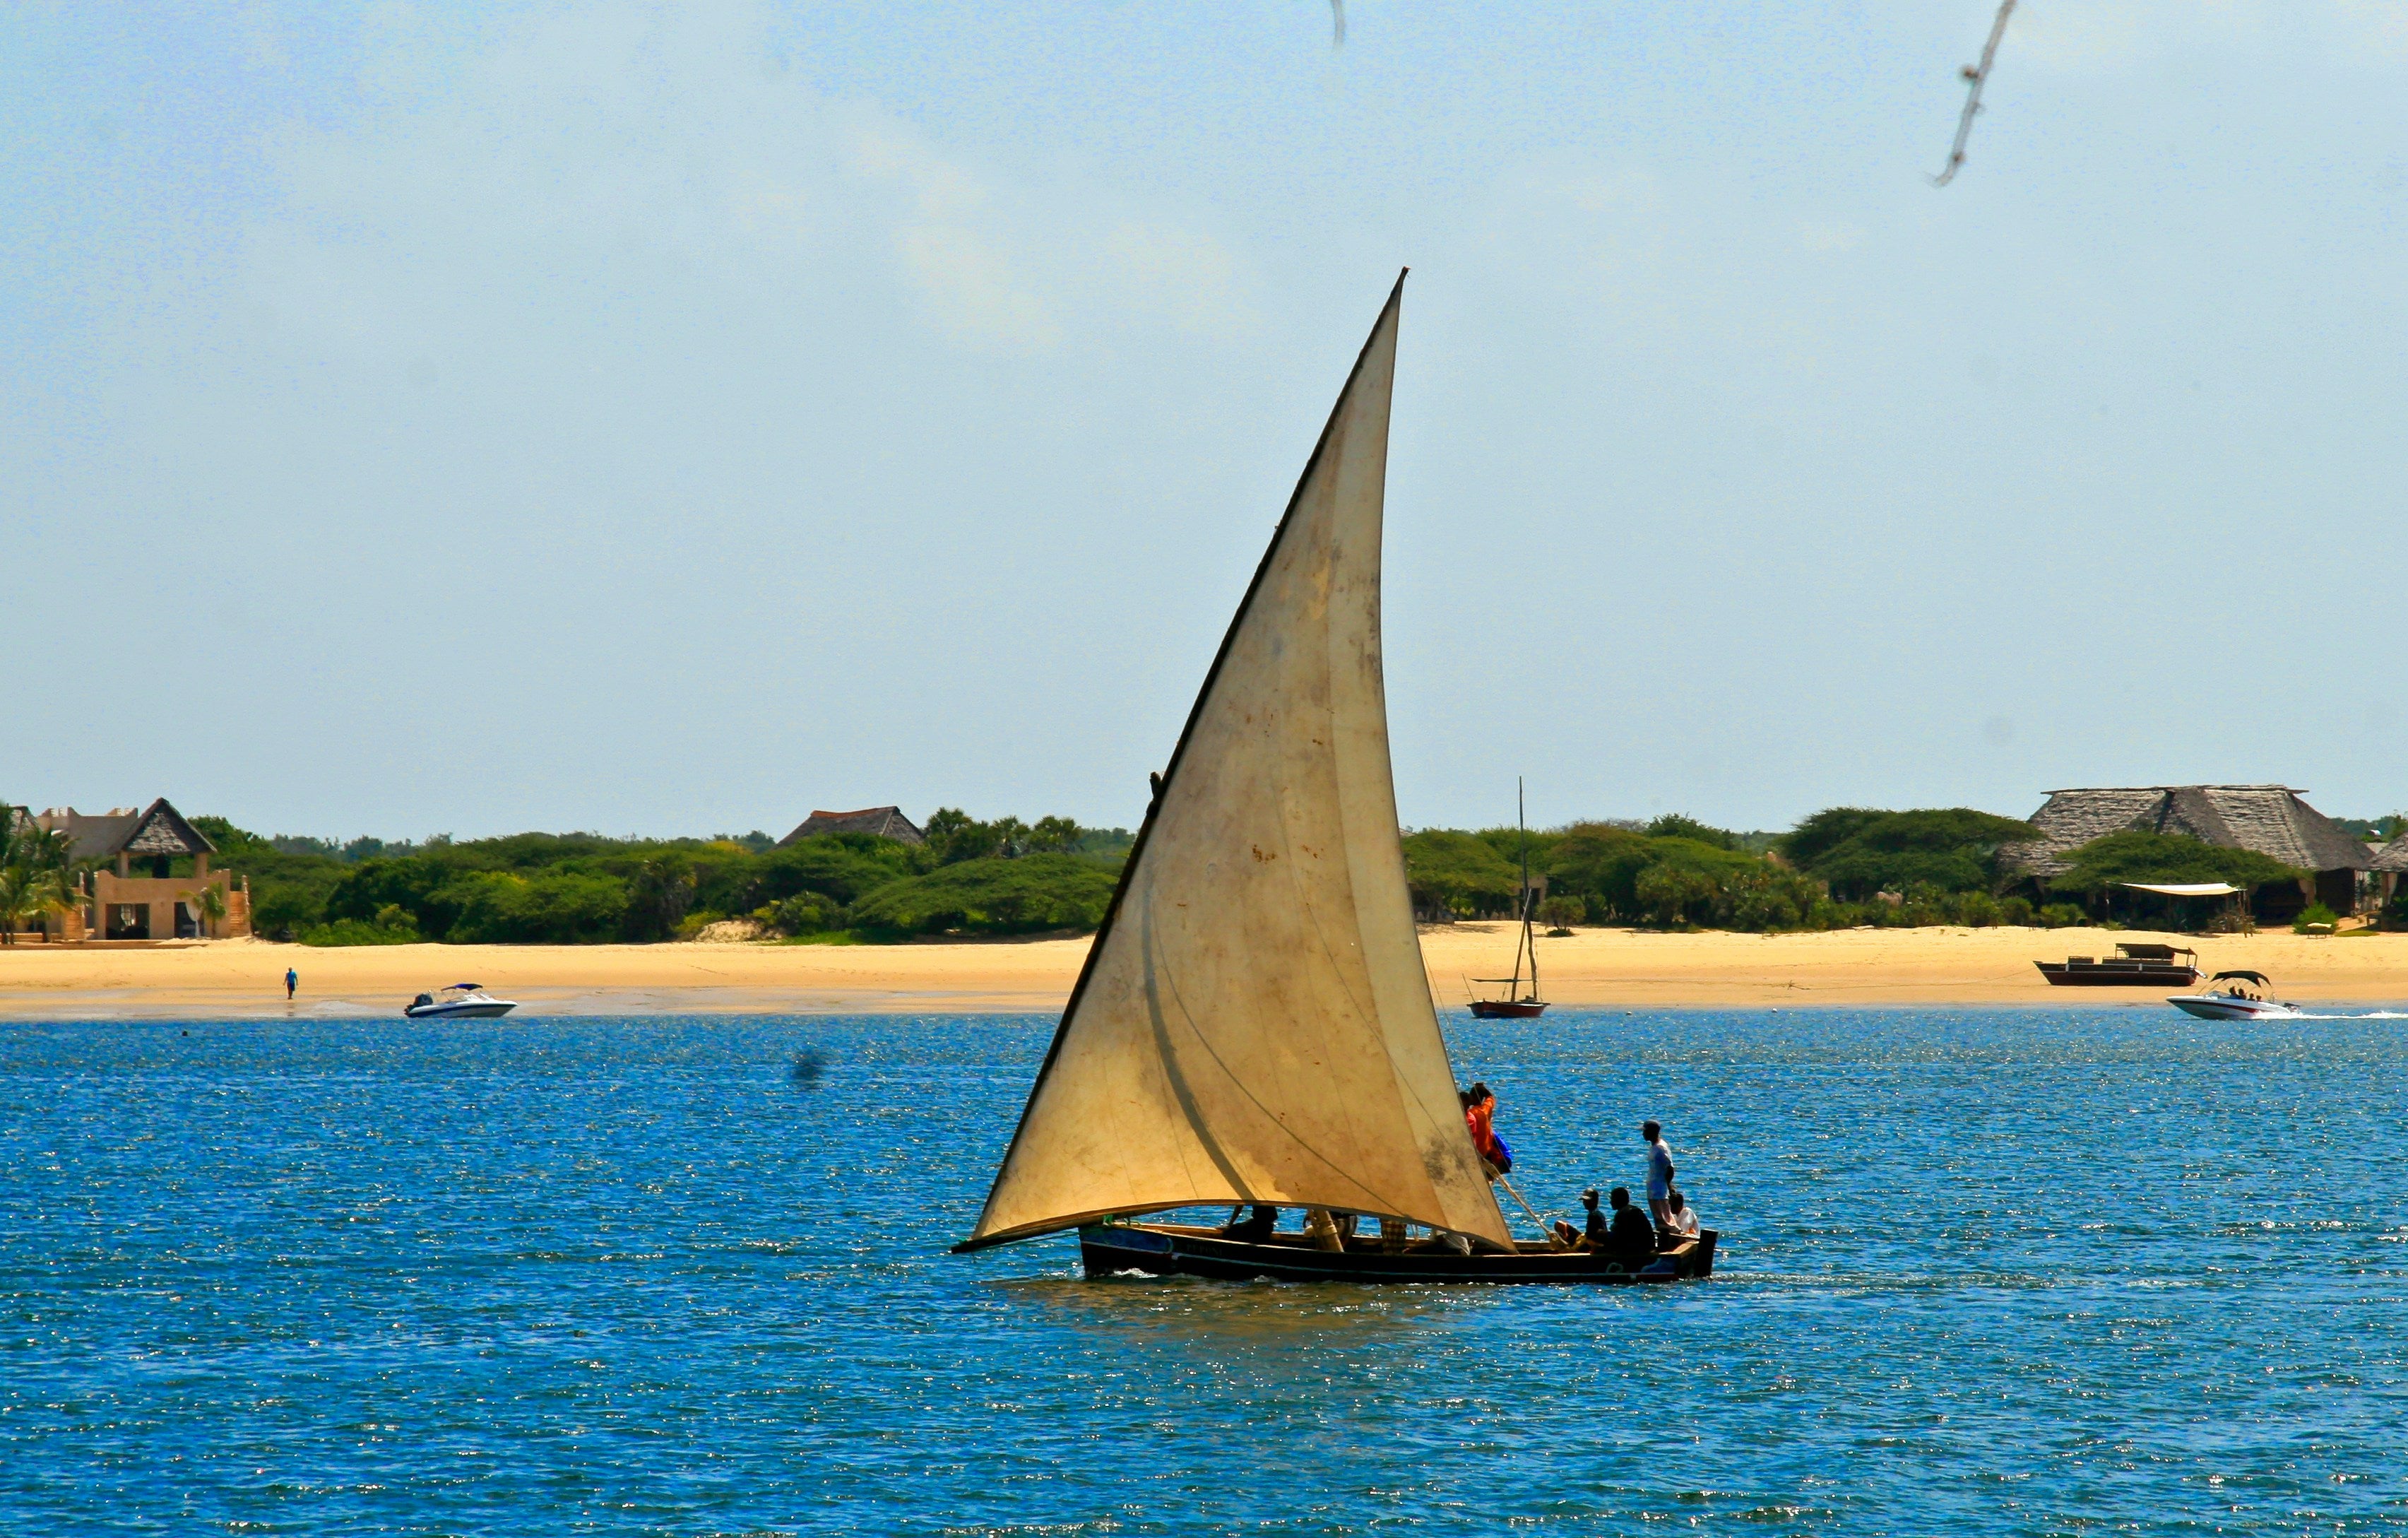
[778,806,925,847]
[2004,785,2370,879]
[2373,833,2408,874]
[2003,784,2373,915]
[35,798,216,869]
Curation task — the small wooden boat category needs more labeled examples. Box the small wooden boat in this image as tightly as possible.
[2036,943,2200,988]
[1468,780,1549,1019]
[2169,969,2303,1021]
[953,277,1712,1285]
[1081,1220,1716,1284]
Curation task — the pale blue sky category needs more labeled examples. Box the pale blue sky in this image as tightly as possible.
[6,1,2404,840]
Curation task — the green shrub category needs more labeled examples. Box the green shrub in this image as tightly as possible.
[1536,894,1587,930]
[1634,864,1718,927]
[1777,808,2039,900]
[2294,902,2340,934]
[298,916,419,947]
[1403,831,1521,918]
[2038,903,2086,928]
[443,871,631,945]
[1542,824,1656,920]
[1948,891,2003,928]
[760,892,843,935]
[2048,831,2301,899]
[849,854,1118,937]
[250,885,321,942]
[1998,895,2035,925]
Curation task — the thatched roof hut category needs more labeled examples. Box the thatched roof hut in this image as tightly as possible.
[2003,785,2370,880]
[34,798,216,867]
[778,806,925,847]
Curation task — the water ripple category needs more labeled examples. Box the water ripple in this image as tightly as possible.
[5,1009,2408,1533]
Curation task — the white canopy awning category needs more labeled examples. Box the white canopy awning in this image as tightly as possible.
[2120,882,2241,897]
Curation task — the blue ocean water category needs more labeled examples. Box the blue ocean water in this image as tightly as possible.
[5,1007,2407,1535]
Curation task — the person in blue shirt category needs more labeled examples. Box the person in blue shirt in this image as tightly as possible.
[285,967,298,1001]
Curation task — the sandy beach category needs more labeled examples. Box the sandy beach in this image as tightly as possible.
[2,923,2403,1019]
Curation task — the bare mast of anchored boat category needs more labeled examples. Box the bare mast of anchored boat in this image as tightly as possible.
[1517,780,1538,1004]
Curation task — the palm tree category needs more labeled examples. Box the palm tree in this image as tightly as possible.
[0,807,81,942]
[192,882,227,940]
[0,863,70,944]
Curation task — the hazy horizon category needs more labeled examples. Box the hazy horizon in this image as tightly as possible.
[9,3,2405,840]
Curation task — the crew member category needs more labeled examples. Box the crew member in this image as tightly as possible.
[1222,1205,1277,1243]
[1661,1188,1700,1241]
[1643,1120,1675,1228]
[1464,1083,1511,1176]
[1606,1185,1656,1270]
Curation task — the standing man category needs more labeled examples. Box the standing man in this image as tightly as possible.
[285,966,298,1002]
[1643,1120,1675,1229]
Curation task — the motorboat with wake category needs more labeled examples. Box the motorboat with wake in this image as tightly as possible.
[950,276,1715,1285]
[2168,971,2303,1021]
[403,983,518,1019]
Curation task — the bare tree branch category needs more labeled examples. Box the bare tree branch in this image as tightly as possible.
[1933,0,2017,187]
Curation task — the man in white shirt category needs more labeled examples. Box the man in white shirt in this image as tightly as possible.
[1643,1120,1675,1229]
[1662,1188,1700,1240]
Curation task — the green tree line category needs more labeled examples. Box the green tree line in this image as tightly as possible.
[193,811,1132,947]
[1403,808,2320,933]
[172,798,2354,945]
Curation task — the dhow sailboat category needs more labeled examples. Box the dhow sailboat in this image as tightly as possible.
[953,276,1716,1284]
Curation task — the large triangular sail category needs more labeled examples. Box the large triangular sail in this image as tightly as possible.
[959,275,1512,1253]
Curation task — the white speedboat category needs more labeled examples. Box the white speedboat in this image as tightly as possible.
[403,983,518,1019]
[2169,971,2302,1022]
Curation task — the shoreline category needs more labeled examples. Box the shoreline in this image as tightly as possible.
[2,924,2404,1019]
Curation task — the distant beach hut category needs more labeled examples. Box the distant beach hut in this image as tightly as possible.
[28,797,251,941]
[2373,834,2408,917]
[2000,784,2374,922]
[777,806,926,847]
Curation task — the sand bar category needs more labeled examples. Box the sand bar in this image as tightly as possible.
[2,925,2404,1019]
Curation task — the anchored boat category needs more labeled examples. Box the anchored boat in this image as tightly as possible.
[2036,943,2202,988]
[951,276,1714,1285]
[403,983,517,1019]
[1468,779,1549,1020]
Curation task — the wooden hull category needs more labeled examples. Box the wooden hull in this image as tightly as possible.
[1467,1000,1548,1019]
[2035,962,2200,988]
[1078,1221,1716,1284]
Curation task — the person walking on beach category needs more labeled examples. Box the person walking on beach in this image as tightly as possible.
[1643,1120,1674,1229]
[285,967,298,1002]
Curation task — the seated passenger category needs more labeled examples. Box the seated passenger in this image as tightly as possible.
[1223,1204,1278,1243]
[1606,1185,1656,1270]
[1661,1189,1700,1241]
[1555,1187,1612,1250]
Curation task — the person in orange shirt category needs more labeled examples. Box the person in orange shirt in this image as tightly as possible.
[1461,1082,1511,1176]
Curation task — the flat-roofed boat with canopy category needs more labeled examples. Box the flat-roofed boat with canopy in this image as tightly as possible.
[951,275,1714,1284]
